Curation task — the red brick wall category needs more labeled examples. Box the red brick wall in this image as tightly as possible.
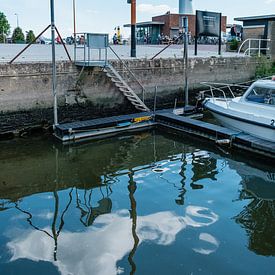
[152,13,227,38]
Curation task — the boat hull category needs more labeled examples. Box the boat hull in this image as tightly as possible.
[204,100,275,142]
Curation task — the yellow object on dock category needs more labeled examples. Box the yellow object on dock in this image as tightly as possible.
[133,116,152,123]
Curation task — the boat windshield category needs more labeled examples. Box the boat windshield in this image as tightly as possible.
[246,86,275,105]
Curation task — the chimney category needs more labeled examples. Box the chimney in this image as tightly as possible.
[179,0,194,14]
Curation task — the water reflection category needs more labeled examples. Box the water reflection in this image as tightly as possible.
[76,187,112,227]
[0,132,275,274]
[229,159,275,256]
[7,206,219,275]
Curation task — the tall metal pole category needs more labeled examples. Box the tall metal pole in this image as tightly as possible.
[194,10,198,56]
[50,0,58,127]
[218,13,222,55]
[131,0,136,57]
[183,16,189,108]
[73,0,77,62]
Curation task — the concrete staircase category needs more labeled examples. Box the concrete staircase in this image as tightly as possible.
[103,64,150,112]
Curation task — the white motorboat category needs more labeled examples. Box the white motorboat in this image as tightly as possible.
[203,78,275,142]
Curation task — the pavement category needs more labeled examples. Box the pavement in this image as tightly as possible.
[0,44,244,63]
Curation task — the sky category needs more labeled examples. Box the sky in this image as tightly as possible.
[0,0,275,38]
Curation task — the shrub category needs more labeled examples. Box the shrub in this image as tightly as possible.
[26,30,35,44]
[255,56,275,78]
[12,27,25,43]
[229,39,239,51]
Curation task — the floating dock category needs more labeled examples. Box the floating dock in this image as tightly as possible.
[54,110,275,159]
[155,112,275,159]
[54,112,155,143]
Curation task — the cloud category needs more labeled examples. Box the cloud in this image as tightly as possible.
[137,4,177,14]
[265,0,275,3]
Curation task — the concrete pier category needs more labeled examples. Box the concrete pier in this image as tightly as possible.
[0,44,262,137]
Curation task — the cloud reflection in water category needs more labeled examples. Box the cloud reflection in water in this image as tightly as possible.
[7,206,219,275]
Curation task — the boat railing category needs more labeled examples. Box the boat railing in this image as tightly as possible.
[200,82,249,106]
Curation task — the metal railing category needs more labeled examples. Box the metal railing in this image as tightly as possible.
[108,46,148,103]
[238,38,271,57]
[74,33,108,65]
[200,82,249,107]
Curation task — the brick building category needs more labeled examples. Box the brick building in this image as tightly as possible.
[153,12,227,38]
[235,15,275,60]
[124,12,227,44]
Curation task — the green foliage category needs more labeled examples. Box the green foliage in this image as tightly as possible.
[12,27,25,43]
[0,11,11,43]
[229,39,239,51]
[255,56,275,78]
[26,30,35,44]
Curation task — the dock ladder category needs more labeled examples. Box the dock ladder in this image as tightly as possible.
[74,33,150,112]
[103,63,150,112]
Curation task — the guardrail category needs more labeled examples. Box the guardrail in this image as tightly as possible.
[108,45,148,103]
[74,32,108,65]
[238,38,271,57]
[200,82,249,107]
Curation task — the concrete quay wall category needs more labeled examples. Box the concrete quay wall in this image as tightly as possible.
[0,57,258,136]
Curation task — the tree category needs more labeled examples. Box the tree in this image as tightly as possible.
[0,11,11,43]
[26,30,35,44]
[12,27,25,43]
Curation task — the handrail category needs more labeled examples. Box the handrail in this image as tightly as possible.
[200,82,250,107]
[150,33,184,60]
[238,38,271,57]
[201,83,230,106]
[108,45,147,100]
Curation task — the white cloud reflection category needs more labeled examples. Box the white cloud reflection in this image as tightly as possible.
[193,233,220,255]
[7,206,219,275]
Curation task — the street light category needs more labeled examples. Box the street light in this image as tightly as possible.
[14,13,19,28]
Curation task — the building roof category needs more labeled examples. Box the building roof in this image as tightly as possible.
[124,21,165,28]
[235,14,275,21]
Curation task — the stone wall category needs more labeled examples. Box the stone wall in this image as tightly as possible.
[0,57,259,136]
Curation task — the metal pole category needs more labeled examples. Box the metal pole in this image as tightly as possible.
[131,0,136,57]
[153,86,158,114]
[218,13,222,55]
[183,17,189,108]
[9,25,51,64]
[195,11,198,56]
[73,0,77,62]
[55,26,72,61]
[51,0,58,127]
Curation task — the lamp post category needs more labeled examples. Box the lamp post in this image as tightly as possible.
[14,13,19,28]
[130,0,136,57]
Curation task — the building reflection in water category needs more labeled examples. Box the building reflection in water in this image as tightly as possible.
[232,160,275,256]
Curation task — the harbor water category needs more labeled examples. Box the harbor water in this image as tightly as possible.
[0,131,275,275]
